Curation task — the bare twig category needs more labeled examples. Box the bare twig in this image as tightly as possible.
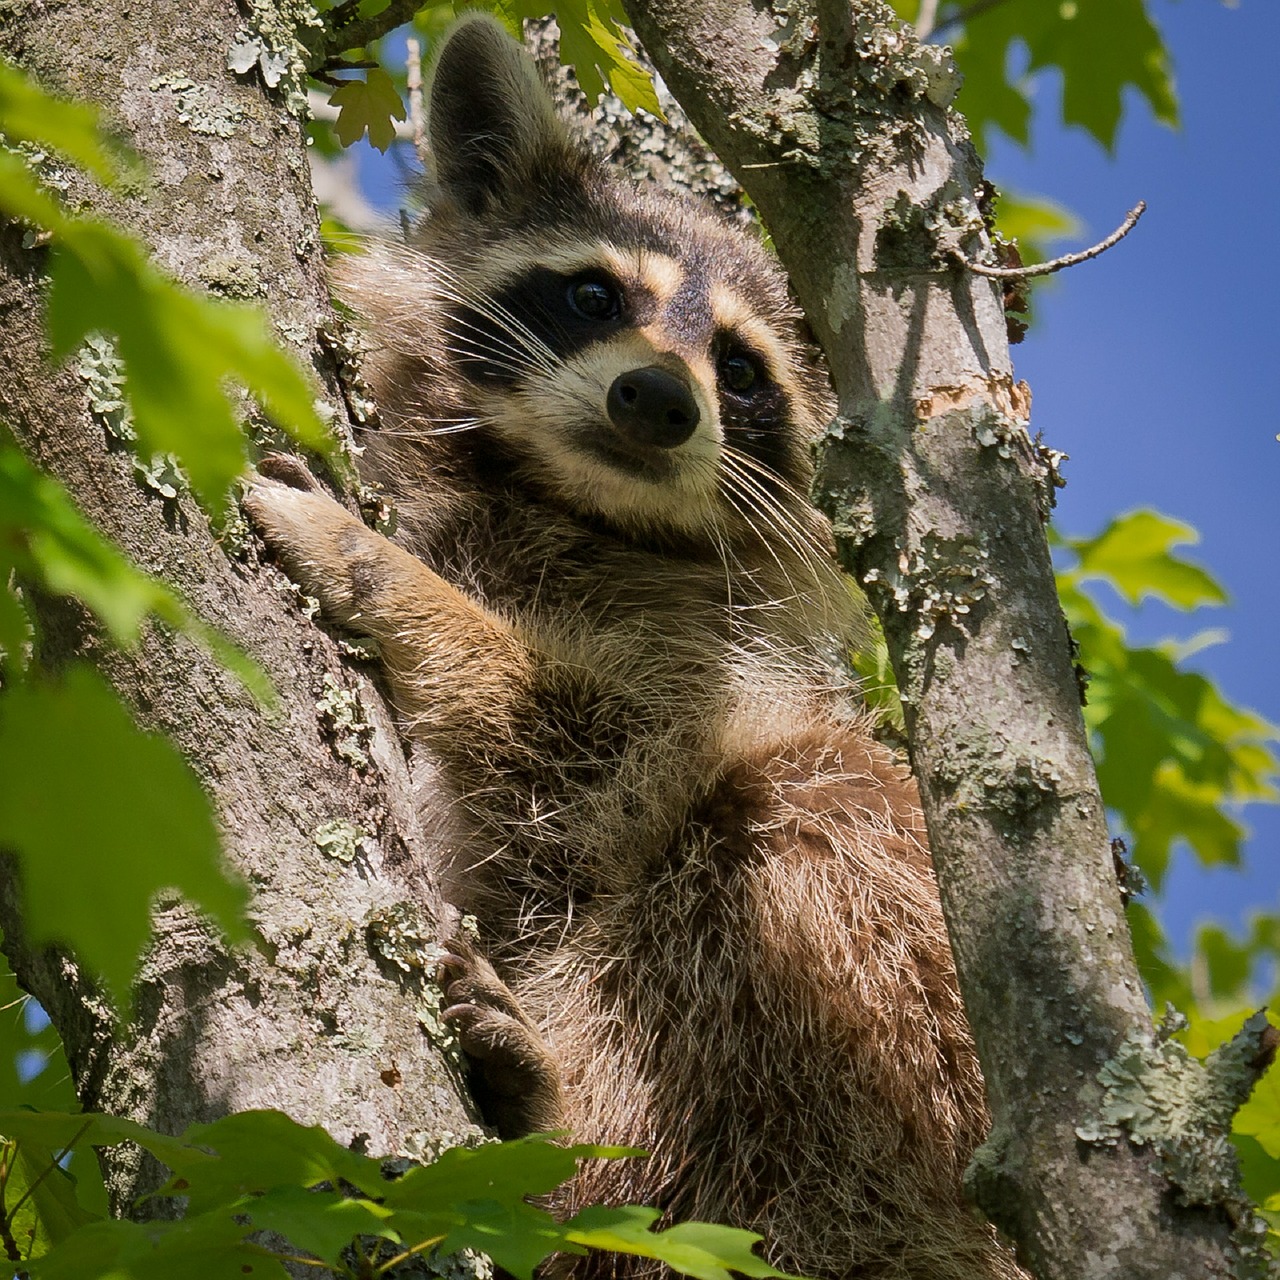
[318,0,422,63]
[931,0,1014,39]
[956,201,1146,280]
[914,0,941,40]
[310,60,377,87]
[406,36,426,162]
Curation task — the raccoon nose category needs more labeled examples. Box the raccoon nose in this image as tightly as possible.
[606,366,700,449]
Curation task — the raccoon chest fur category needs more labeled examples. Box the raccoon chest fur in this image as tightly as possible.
[247,13,1026,1280]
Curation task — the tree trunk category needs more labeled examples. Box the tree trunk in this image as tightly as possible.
[619,0,1274,1276]
[0,0,475,1208]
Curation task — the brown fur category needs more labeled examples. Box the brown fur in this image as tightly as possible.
[246,16,1024,1279]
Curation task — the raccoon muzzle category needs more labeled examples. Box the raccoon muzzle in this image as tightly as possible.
[605,365,700,449]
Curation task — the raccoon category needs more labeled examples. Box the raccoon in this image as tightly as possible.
[246,15,1023,1280]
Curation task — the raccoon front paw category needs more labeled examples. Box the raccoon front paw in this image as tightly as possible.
[243,459,374,624]
[440,937,565,1138]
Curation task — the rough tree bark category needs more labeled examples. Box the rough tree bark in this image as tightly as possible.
[619,0,1276,1276]
[0,0,476,1208]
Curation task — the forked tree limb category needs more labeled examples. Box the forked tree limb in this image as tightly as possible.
[316,0,423,64]
[619,0,1273,1275]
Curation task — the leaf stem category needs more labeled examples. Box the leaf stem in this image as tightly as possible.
[374,1233,447,1274]
[6,1119,93,1222]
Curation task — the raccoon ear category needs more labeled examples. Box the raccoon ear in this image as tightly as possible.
[427,15,571,214]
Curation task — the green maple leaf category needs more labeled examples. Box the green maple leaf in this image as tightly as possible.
[567,1207,804,1280]
[329,67,407,152]
[1065,510,1227,611]
[490,0,660,113]
[953,0,1178,153]
[0,665,250,1006]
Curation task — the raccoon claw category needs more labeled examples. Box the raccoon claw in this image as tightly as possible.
[256,453,323,493]
[242,464,375,625]
[440,939,527,1022]
[436,949,470,980]
[442,1000,528,1064]
[438,937,564,1137]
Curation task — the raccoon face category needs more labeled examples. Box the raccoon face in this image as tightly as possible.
[437,230,820,545]
[402,16,829,549]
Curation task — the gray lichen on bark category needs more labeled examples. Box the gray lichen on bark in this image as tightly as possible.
[1078,1012,1277,1237]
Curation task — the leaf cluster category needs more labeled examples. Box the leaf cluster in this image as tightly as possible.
[311,0,658,158]
[923,0,1179,154]
[0,1108,798,1280]
[1054,512,1278,970]
[0,664,250,1006]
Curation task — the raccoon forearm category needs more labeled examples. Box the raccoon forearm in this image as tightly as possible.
[246,473,535,745]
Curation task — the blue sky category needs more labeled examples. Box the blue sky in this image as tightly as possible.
[349,0,1277,966]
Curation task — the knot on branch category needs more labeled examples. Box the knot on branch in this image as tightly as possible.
[877,185,988,272]
[1075,1012,1277,1247]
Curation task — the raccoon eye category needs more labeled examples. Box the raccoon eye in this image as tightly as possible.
[719,352,759,394]
[568,277,622,321]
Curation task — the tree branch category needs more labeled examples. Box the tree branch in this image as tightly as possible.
[0,0,476,1210]
[317,0,423,65]
[620,0,1271,1275]
[914,0,941,40]
[931,0,1014,40]
[406,36,427,160]
[957,202,1146,279]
